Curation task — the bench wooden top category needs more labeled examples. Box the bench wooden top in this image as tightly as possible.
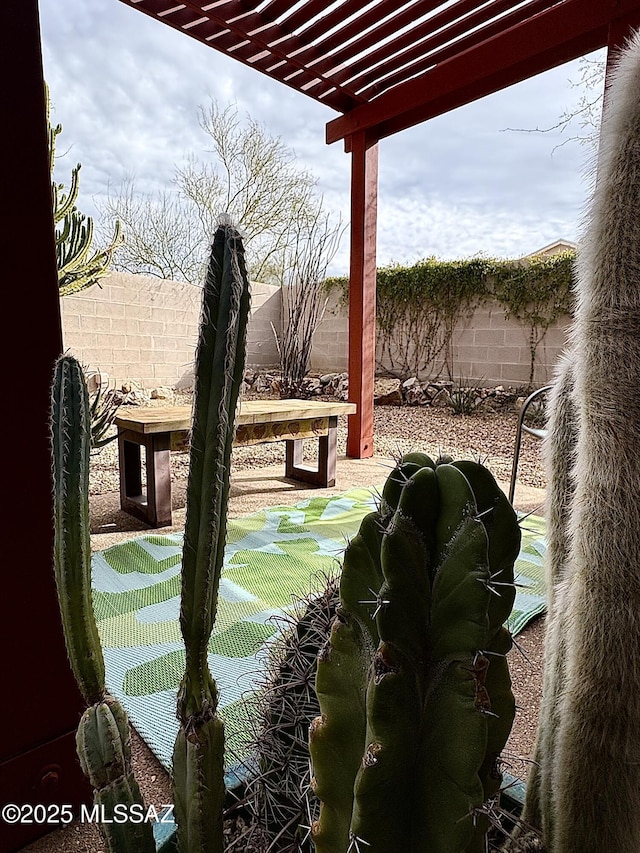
[115,399,357,435]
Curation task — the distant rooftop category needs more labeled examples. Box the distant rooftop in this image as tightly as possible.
[523,239,578,259]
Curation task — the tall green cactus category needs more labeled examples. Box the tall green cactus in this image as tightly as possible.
[309,453,521,853]
[51,355,155,853]
[46,82,123,296]
[171,220,251,853]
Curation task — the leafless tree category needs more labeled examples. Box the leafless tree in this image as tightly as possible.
[272,208,345,398]
[99,175,203,281]
[97,102,325,284]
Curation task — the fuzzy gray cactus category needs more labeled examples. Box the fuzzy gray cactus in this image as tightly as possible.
[171,220,251,853]
[518,30,640,853]
[51,354,155,853]
[309,453,521,853]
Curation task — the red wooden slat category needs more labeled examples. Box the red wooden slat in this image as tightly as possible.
[120,0,640,122]
[326,0,640,142]
[278,0,351,35]
[257,0,299,21]
[253,0,432,96]
[188,0,359,87]
[291,0,393,43]
[128,0,184,14]
[332,0,535,90]
[378,25,609,137]
[130,0,358,101]
[348,0,554,97]
[120,0,360,110]
[298,0,441,68]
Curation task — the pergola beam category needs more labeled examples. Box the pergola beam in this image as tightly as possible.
[326,0,640,143]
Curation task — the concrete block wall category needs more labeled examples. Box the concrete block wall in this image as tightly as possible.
[61,271,281,389]
[309,292,570,387]
[246,282,282,369]
[309,290,350,372]
[61,271,569,391]
[452,305,570,386]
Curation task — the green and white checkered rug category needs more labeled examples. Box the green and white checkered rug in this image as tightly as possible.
[91,487,546,786]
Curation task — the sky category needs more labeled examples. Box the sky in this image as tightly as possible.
[39,0,606,277]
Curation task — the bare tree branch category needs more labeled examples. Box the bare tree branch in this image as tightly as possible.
[96,101,334,285]
[502,55,606,153]
[273,208,346,397]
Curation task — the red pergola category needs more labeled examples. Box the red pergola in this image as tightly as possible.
[117,0,640,458]
[4,1,640,849]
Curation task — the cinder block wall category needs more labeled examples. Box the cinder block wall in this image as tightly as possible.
[61,271,569,390]
[308,290,350,373]
[451,305,570,386]
[310,291,570,387]
[60,271,281,388]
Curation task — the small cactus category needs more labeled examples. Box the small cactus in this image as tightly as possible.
[309,453,521,853]
[51,355,155,853]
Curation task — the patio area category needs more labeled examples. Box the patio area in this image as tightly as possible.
[23,419,547,853]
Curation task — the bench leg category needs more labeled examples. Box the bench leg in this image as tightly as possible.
[119,432,142,504]
[118,430,173,527]
[147,434,172,527]
[285,420,338,488]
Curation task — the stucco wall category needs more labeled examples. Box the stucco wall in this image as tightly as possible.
[60,271,281,388]
[309,290,570,387]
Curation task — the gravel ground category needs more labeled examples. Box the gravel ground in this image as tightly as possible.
[87,391,547,498]
[23,393,547,853]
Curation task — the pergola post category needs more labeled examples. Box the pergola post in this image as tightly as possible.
[1,3,90,850]
[346,130,378,459]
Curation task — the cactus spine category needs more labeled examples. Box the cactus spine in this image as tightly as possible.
[246,576,340,852]
[521,30,640,852]
[51,355,155,853]
[172,220,251,853]
[309,453,521,853]
[520,354,577,847]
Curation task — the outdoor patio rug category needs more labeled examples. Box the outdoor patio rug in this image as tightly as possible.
[91,487,547,786]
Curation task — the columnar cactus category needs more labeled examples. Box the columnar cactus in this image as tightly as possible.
[171,219,251,853]
[519,30,640,853]
[309,453,521,853]
[51,355,155,853]
[520,354,577,845]
[47,84,123,296]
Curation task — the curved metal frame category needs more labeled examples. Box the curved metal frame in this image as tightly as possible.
[508,385,552,504]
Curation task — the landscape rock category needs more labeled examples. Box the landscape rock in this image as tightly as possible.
[151,386,174,400]
[375,389,404,406]
[402,377,428,405]
[85,370,109,394]
[121,379,144,394]
[302,378,322,395]
[431,387,452,408]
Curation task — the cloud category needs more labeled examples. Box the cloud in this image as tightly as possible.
[40,0,605,276]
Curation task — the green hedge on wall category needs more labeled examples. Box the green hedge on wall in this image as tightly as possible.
[325,251,575,386]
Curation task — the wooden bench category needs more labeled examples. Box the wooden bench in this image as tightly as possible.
[115,399,357,527]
